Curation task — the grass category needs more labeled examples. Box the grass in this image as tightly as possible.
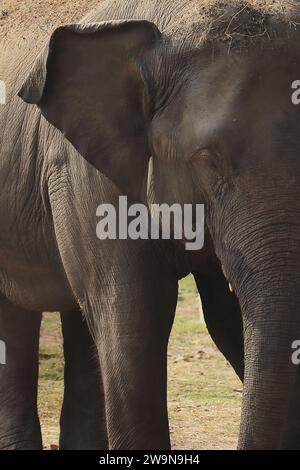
[39,314,64,449]
[38,275,241,450]
[168,276,241,450]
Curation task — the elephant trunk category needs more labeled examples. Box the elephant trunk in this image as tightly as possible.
[235,243,300,449]
[239,303,299,449]
[215,195,300,450]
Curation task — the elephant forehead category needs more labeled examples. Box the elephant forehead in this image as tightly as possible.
[151,45,300,159]
[151,57,248,156]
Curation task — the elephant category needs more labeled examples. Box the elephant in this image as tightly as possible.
[1,0,300,450]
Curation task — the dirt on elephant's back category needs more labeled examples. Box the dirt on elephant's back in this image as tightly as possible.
[0,0,103,45]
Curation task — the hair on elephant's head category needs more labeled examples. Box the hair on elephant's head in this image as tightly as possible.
[19,0,300,450]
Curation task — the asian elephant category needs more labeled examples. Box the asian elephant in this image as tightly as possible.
[1,0,300,450]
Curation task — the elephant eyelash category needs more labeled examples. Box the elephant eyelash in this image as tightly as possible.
[189,148,211,161]
[189,149,228,181]
[190,148,220,164]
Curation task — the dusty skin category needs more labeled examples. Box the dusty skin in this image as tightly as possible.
[0,0,242,450]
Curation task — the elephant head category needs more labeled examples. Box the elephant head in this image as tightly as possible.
[18,5,300,449]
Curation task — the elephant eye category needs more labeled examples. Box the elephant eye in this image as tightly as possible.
[190,148,216,163]
[189,148,224,175]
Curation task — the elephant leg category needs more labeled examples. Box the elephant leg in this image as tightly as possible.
[193,261,244,381]
[47,173,178,449]
[83,253,178,450]
[59,309,108,449]
[0,296,42,449]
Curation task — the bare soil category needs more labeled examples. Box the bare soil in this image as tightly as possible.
[0,0,101,41]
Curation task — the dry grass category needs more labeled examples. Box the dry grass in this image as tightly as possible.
[162,0,300,50]
[39,313,64,450]
[1,1,298,45]
[168,276,241,450]
[39,276,241,450]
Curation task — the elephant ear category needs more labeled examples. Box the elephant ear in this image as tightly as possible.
[18,20,161,198]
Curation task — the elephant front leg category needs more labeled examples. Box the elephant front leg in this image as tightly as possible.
[193,259,244,381]
[84,258,178,450]
[59,309,108,449]
[0,296,42,449]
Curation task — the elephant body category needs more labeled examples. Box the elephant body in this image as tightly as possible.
[0,0,299,450]
[0,0,208,450]
[0,0,202,322]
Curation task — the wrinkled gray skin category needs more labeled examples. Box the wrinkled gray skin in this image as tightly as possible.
[0,0,300,450]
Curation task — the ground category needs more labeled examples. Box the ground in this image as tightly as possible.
[39,275,241,450]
